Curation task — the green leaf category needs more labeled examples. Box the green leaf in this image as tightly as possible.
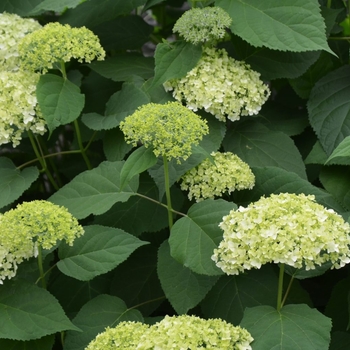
[150,41,202,88]
[89,54,154,82]
[231,34,320,80]
[82,82,150,131]
[93,173,169,236]
[217,0,333,54]
[284,262,332,280]
[0,335,55,350]
[64,295,143,350]
[49,161,139,219]
[223,121,307,179]
[0,0,42,15]
[103,128,133,162]
[120,146,157,190]
[326,136,350,165]
[57,225,148,281]
[143,0,165,11]
[110,245,164,316]
[36,74,85,135]
[320,166,350,211]
[0,280,80,341]
[169,199,236,276]
[308,65,350,156]
[60,0,147,28]
[93,15,153,51]
[0,157,39,210]
[29,0,82,14]
[158,241,219,314]
[234,166,345,213]
[240,304,332,349]
[330,332,350,350]
[201,265,278,324]
[305,141,328,165]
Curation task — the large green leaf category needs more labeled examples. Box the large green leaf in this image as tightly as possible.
[240,304,332,349]
[0,0,42,15]
[0,335,55,350]
[36,74,85,135]
[57,225,148,281]
[64,295,143,350]
[223,121,307,179]
[29,0,82,14]
[89,54,154,82]
[234,166,345,213]
[93,173,169,236]
[0,157,39,210]
[201,265,278,324]
[330,332,350,350]
[150,41,202,88]
[308,65,350,156]
[103,128,133,162]
[326,136,350,165]
[48,161,139,219]
[169,199,236,276]
[217,0,332,54]
[0,280,80,341]
[110,245,164,316]
[60,0,147,28]
[320,166,350,211]
[158,241,219,314]
[82,82,150,131]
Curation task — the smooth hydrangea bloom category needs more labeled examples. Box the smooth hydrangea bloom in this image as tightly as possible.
[0,70,45,147]
[119,102,209,162]
[173,6,232,45]
[0,200,84,283]
[19,22,105,73]
[85,322,149,350]
[0,12,41,71]
[137,315,253,350]
[164,47,270,122]
[212,193,350,275]
[180,152,255,201]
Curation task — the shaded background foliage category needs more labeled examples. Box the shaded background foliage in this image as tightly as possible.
[1,0,350,349]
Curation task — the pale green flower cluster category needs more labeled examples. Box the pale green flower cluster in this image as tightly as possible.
[164,47,270,122]
[212,193,350,275]
[85,316,253,350]
[180,152,255,202]
[119,102,209,162]
[0,70,45,146]
[137,315,253,350]
[85,322,149,350]
[0,200,84,283]
[173,6,232,45]
[0,12,41,71]
[19,22,106,73]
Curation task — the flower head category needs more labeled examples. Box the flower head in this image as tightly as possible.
[212,193,350,275]
[85,322,149,350]
[173,6,232,45]
[0,12,41,71]
[137,315,253,350]
[180,152,255,202]
[0,200,84,283]
[164,47,270,122]
[19,22,105,73]
[119,102,209,162]
[0,70,45,147]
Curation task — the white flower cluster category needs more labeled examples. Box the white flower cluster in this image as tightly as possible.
[86,316,253,350]
[0,12,41,71]
[164,47,270,122]
[173,6,232,45]
[180,151,255,202]
[212,193,350,275]
[0,12,45,147]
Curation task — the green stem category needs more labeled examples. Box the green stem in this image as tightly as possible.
[60,61,67,79]
[28,131,59,190]
[74,119,92,170]
[276,263,285,312]
[281,275,295,308]
[163,155,174,229]
[327,0,332,8]
[37,245,47,289]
